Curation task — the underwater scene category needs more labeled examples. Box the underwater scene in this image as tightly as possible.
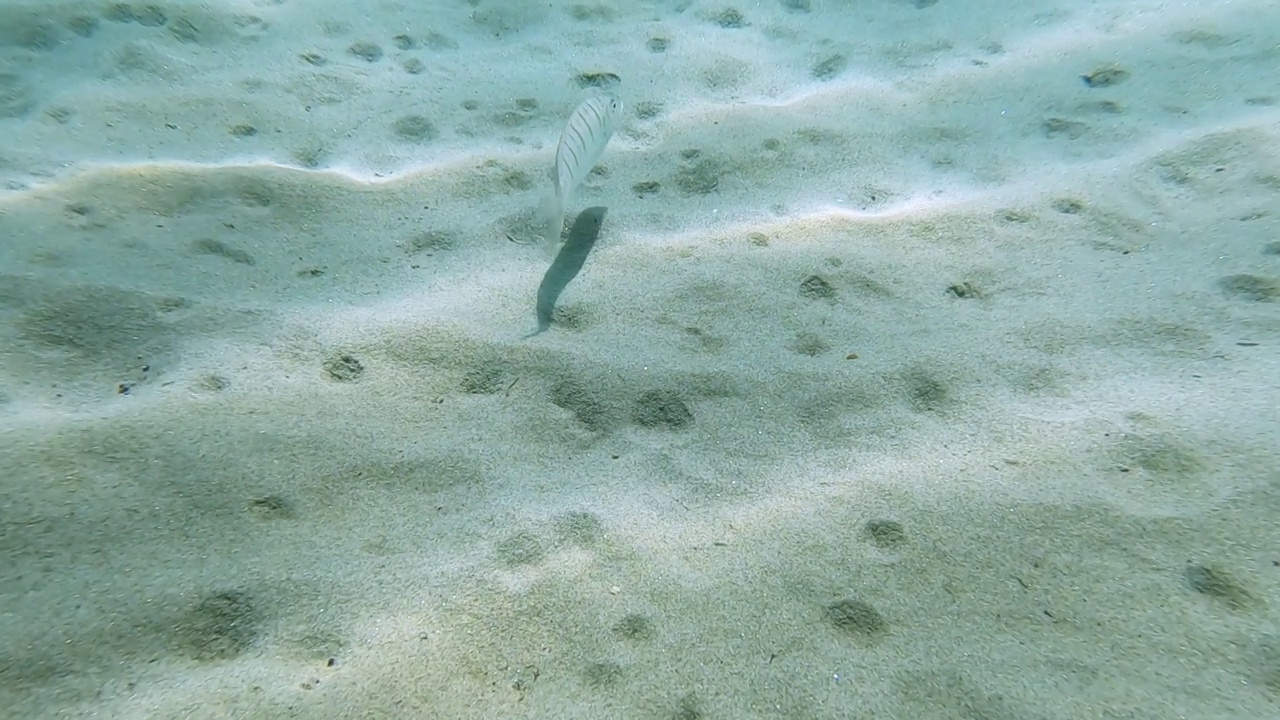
[1,1,1278,717]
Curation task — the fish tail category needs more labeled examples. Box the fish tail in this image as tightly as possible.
[539,193,564,256]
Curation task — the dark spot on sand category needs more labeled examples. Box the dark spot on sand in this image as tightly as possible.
[460,361,508,394]
[673,157,724,196]
[67,16,101,38]
[402,57,425,74]
[194,374,231,392]
[1052,198,1085,215]
[632,389,694,429]
[647,37,669,53]
[173,590,262,661]
[827,599,888,637]
[1185,564,1255,610]
[584,661,624,687]
[711,8,747,28]
[1082,66,1129,88]
[406,229,455,255]
[248,494,296,520]
[17,285,175,375]
[812,54,848,80]
[947,281,985,299]
[1218,274,1279,302]
[864,519,908,548]
[612,613,654,641]
[1043,117,1088,139]
[575,71,621,90]
[495,531,545,566]
[634,100,663,119]
[348,41,383,62]
[191,238,255,265]
[793,332,831,356]
[799,275,836,300]
[554,510,604,546]
[904,370,948,412]
[229,124,258,137]
[322,353,364,382]
[392,114,437,142]
[104,3,168,26]
[0,73,35,118]
[550,379,610,431]
[632,180,661,197]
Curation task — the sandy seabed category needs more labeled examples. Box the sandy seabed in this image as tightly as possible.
[1,1,1278,718]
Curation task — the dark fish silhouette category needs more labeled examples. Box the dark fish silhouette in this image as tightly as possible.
[527,206,607,337]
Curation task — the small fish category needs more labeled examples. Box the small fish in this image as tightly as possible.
[541,95,623,248]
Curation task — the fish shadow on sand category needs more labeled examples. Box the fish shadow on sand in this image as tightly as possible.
[526,206,607,338]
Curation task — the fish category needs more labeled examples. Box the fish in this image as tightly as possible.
[541,95,623,249]
[526,206,607,337]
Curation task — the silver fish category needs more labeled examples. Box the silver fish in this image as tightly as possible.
[541,95,623,247]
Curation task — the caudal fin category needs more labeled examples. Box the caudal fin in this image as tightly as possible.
[538,194,564,256]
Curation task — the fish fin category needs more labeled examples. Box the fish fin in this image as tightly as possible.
[538,194,565,258]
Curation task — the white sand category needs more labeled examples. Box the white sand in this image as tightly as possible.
[2,0,1278,717]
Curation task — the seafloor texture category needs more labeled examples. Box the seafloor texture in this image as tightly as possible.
[1,0,1278,718]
